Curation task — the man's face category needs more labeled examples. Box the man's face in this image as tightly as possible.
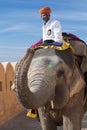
[41,13,50,23]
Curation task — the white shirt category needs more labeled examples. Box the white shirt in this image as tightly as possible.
[42,19,63,43]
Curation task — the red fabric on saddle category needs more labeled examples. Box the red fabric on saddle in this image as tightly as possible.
[67,33,82,41]
[62,32,86,44]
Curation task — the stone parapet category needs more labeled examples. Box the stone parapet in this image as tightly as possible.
[0,62,24,125]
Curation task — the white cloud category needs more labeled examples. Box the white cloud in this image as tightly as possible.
[0,23,32,32]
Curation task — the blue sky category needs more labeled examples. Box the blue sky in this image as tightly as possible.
[0,0,87,62]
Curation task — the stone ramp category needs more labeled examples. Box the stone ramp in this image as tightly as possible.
[0,111,41,130]
[0,111,87,130]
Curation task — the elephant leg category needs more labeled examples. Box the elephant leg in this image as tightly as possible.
[63,108,83,130]
[38,107,57,130]
[62,86,85,130]
[63,115,82,130]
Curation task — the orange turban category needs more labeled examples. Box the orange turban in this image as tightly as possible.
[39,7,51,14]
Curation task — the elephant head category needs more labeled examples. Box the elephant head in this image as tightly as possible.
[14,48,85,110]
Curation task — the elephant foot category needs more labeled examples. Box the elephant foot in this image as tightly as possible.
[49,110,63,126]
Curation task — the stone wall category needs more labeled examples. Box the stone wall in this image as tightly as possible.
[0,62,24,125]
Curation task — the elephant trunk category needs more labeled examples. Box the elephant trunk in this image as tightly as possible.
[15,52,55,109]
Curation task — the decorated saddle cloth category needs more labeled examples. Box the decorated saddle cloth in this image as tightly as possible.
[33,41,74,52]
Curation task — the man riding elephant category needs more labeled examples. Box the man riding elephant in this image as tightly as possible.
[31,6,63,48]
[12,8,87,130]
[31,6,87,79]
[28,7,87,118]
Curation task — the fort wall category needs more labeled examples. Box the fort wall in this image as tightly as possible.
[0,62,24,125]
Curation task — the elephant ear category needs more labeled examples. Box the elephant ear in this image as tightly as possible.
[69,39,87,73]
[70,40,86,57]
[70,67,85,98]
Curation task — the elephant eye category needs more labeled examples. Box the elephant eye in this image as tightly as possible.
[45,59,51,64]
[57,70,64,77]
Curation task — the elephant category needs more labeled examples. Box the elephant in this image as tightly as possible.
[14,44,87,130]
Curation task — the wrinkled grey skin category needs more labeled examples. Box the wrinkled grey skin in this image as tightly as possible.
[14,48,87,130]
